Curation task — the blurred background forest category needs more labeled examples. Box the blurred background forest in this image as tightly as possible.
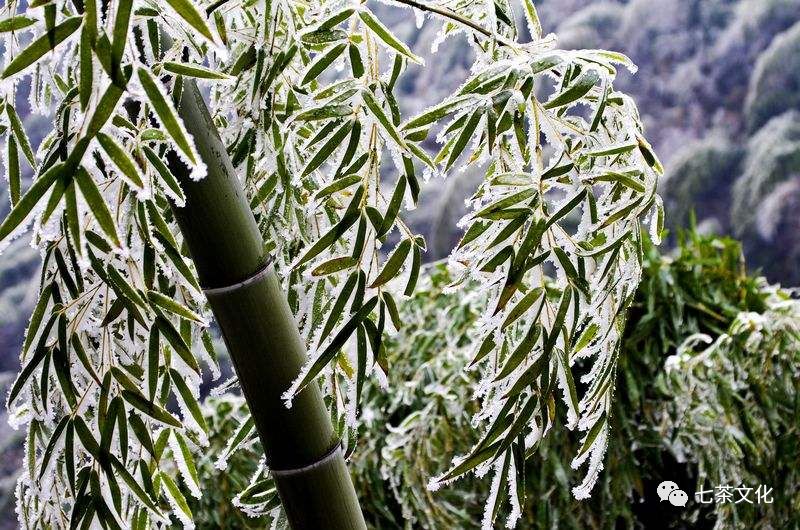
[1,0,800,528]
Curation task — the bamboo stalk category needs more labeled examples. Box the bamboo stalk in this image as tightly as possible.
[165,79,366,529]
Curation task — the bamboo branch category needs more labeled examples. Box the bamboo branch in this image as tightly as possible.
[392,0,518,48]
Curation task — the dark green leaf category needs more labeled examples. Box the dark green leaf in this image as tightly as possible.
[543,68,600,109]
[121,390,182,428]
[155,316,200,374]
[138,67,198,165]
[2,17,82,78]
[165,0,215,41]
[75,167,120,246]
[358,10,422,64]
[0,163,62,243]
[97,133,144,188]
[370,239,411,288]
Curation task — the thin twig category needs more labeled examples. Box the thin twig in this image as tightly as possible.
[392,0,518,48]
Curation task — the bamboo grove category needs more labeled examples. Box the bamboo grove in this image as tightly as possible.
[0,0,662,528]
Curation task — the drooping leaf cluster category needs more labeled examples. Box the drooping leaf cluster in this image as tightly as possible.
[0,0,661,527]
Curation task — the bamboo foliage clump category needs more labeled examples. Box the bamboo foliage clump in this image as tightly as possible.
[0,0,661,528]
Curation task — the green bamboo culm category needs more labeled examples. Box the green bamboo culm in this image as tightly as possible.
[164,78,366,529]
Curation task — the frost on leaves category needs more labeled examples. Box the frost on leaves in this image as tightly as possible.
[0,0,661,528]
[411,6,663,527]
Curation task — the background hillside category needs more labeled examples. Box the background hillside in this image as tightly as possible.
[1,1,799,527]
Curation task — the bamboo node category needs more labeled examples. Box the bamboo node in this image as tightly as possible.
[201,257,275,294]
[270,442,343,476]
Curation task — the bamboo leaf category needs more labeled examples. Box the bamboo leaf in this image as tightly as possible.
[586,141,638,158]
[121,390,182,428]
[38,416,70,480]
[22,282,54,356]
[546,188,587,228]
[0,15,37,33]
[142,146,186,204]
[147,326,160,401]
[294,296,378,393]
[85,81,127,142]
[584,172,645,193]
[311,256,357,276]
[216,417,254,468]
[7,136,20,205]
[295,104,352,122]
[0,163,63,243]
[302,43,347,85]
[159,471,194,524]
[543,286,572,362]
[576,414,607,457]
[8,315,55,406]
[495,324,542,381]
[370,239,411,288]
[295,185,363,267]
[6,105,36,167]
[302,29,347,45]
[522,0,542,39]
[138,67,198,165]
[74,167,120,246]
[111,0,133,67]
[475,188,537,219]
[147,290,203,322]
[97,133,144,189]
[502,287,544,330]
[71,335,100,385]
[163,61,231,80]
[155,315,200,374]
[377,175,406,237]
[320,272,358,343]
[439,441,501,481]
[169,369,208,433]
[314,173,361,202]
[543,68,600,109]
[557,344,579,418]
[358,10,423,65]
[318,8,355,30]
[106,265,147,309]
[362,90,408,151]
[165,0,215,42]
[250,173,278,208]
[80,26,93,110]
[349,43,364,78]
[108,454,160,514]
[403,243,421,296]
[169,429,201,498]
[402,95,474,130]
[1,17,82,78]
[153,233,201,293]
[576,229,630,258]
[53,345,77,407]
[636,133,664,174]
[303,120,353,176]
[445,110,482,171]
[129,413,156,458]
[65,181,81,255]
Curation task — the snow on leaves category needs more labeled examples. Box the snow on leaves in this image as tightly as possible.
[0,0,661,528]
[417,21,662,530]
